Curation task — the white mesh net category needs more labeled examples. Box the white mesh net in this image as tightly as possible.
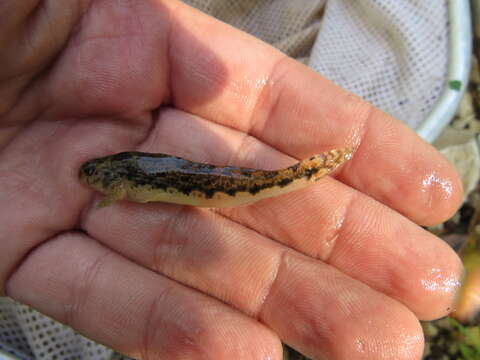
[185,0,448,129]
[309,0,448,129]
[0,0,449,359]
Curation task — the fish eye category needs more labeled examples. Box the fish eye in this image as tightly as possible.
[82,162,97,176]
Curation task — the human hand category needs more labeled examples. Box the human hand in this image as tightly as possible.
[0,1,464,359]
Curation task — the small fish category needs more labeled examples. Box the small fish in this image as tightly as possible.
[79,148,353,208]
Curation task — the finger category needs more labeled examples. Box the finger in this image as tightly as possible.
[6,232,283,360]
[0,114,153,294]
[0,0,83,117]
[82,200,424,360]
[138,108,461,319]
[160,0,463,225]
[260,251,424,360]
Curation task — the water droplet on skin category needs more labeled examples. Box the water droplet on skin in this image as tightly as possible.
[251,75,270,88]
[318,207,345,261]
[230,75,271,114]
[420,172,454,201]
[345,122,364,153]
[354,339,366,353]
[353,323,423,358]
[420,268,461,294]
[397,332,424,358]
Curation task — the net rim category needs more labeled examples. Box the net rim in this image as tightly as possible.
[416,0,472,143]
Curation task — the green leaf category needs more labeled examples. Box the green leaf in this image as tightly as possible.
[449,80,462,91]
[459,343,476,360]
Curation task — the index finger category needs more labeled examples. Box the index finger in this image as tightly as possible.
[162,0,463,225]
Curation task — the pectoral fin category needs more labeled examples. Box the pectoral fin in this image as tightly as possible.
[96,184,126,208]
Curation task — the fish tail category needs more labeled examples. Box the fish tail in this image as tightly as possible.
[289,147,354,181]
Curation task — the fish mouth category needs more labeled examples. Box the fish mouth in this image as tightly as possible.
[79,160,98,184]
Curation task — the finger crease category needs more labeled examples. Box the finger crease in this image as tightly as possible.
[151,205,191,274]
[141,284,174,360]
[322,190,358,264]
[247,55,303,159]
[64,245,112,328]
[255,247,288,320]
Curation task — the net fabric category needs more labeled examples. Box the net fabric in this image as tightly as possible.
[185,0,448,129]
[308,0,448,129]
[0,298,112,360]
[185,0,327,62]
[0,1,449,359]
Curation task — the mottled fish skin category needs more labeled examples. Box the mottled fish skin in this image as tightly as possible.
[79,148,353,208]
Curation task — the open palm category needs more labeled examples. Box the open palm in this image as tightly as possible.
[0,1,464,359]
